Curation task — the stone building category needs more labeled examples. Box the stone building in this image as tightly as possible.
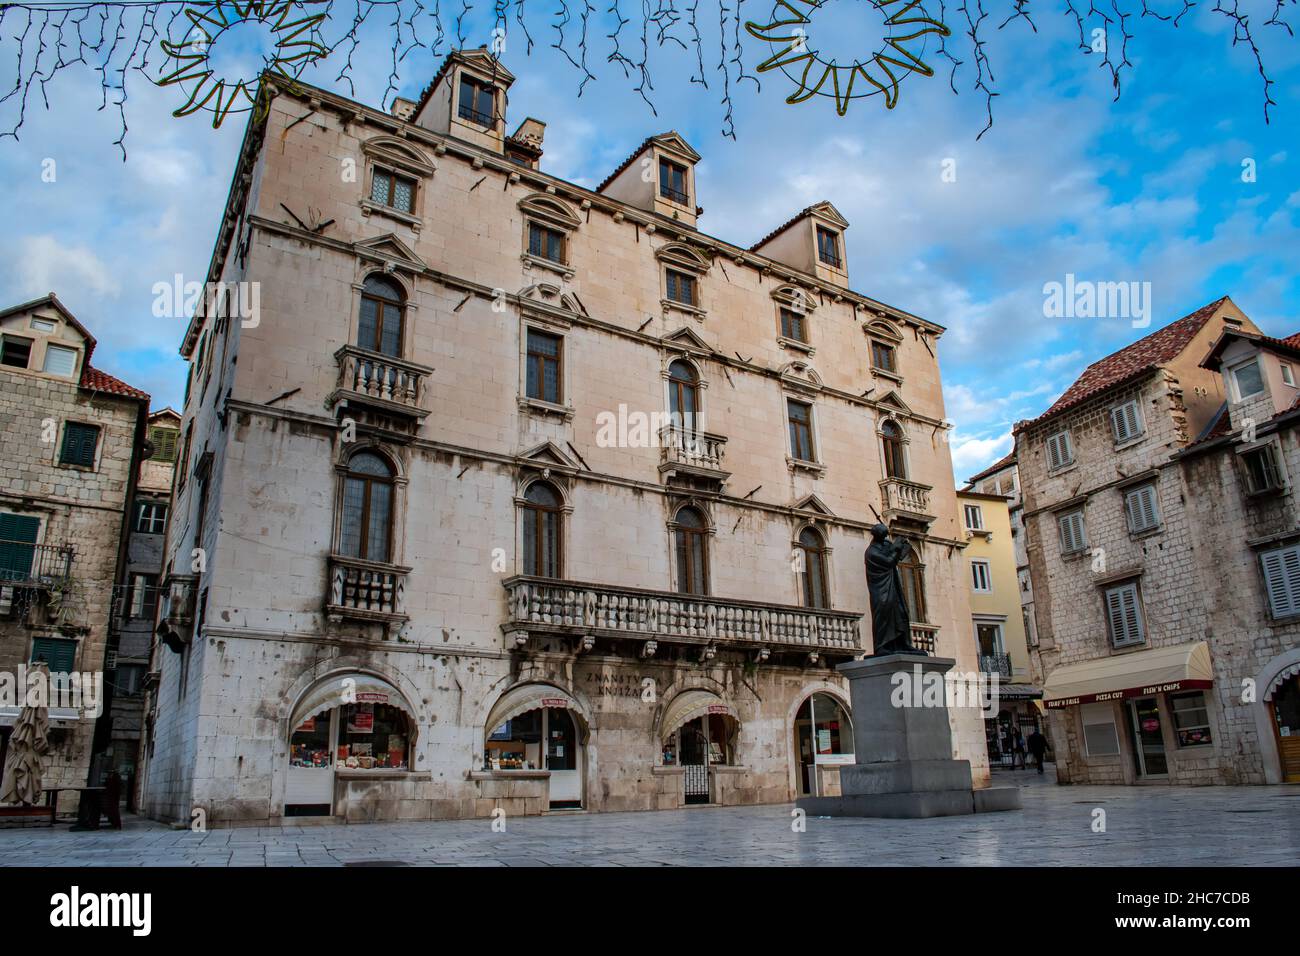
[104,407,180,804]
[1016,296,1286,785]
[1175,326,1300,783]
[0,294,150,809]
[140,49,984,826]
[955,486,1042,762]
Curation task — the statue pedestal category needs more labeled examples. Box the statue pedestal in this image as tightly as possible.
[797,653,1021,819]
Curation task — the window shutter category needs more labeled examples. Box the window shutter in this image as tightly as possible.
[1126,485,1159,533]
[1106,583,1144,646]
[1261,545,1300,618]
[1048,432,1072,469]
[30,636,76,673]
[1112,401,1142,443]
[1059,511,1085,553]
[0,513,40,582]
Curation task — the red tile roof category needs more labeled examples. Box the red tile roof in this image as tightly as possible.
[965,450,1017,485]
[80,364,149,401]
[1019,296,1228,431]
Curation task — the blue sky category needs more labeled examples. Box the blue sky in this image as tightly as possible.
[1,1,1296,480]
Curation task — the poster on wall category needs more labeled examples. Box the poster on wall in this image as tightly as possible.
[348,703,374,734]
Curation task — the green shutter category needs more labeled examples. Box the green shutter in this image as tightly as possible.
[0,513,39,582]
[30,636,77,673]
[60,422,99,467]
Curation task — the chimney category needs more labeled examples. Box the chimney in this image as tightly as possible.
[506,118,546,169]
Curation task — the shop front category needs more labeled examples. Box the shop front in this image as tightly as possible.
[1265,666,1300,782]
[658,690,739,805]
[285,673,416,817]
[1043,641,1217,784]
[483,683,587,809]
[792,692,854,797]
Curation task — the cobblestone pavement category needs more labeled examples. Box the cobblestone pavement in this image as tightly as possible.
[2,769,1297,866]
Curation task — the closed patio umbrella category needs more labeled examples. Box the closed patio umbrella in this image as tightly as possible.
[1,662,51,806]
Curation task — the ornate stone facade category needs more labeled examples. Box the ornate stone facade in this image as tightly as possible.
[140,50,984,826]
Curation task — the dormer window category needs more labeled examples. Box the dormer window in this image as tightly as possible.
[1229,358,1265,401]
[43,344,78,377]
[457,75,495,127]
[1282,363,1296,387]
[30,318,56,333]
[659,158,689,205]
[1,335,32,369]
[816,226,841,268]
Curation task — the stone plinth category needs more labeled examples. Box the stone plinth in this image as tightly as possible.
[797,653,1021,819]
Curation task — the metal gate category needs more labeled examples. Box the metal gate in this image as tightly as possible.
[683,763,710,804]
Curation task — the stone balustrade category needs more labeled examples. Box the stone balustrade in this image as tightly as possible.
[504,575,862,654]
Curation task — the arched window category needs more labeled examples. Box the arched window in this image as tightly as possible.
[667,360,700,430]
[674,506,709,595]
[796,527,829,609]
[522,482,563,577]
[881,420,907,479]
[358,275,405,357]
[339,451,394,562]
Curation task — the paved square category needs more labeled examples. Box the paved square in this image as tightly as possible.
[2,771,1297,866]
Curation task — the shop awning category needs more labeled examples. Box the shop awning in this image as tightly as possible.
[1042,641,1213,709]
[995,684,1043,700]
[289,672,415,732]
[484,683,580,735]
[659,690,739,740]
[1265,661,1300,701]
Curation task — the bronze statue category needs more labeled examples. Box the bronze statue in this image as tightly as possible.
[864,523,923,655]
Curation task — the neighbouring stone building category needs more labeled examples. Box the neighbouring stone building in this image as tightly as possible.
[1175,326,1300,783]
[0,294,150,810]
[1016,295,1300,786]
[955,486,1042,763]
[140,49,985,827]
[104,407,180,806]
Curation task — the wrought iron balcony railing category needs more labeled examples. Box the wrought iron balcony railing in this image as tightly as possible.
[330,345,433,422]
[503,575,863,656]
[326,554,411,625]
[0,539,74,587]
[979,652,1012,678]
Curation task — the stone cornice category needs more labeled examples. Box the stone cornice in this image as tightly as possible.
[247,214,951,431]
[225,396,964,546]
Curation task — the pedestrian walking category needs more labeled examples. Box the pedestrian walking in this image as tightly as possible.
[1027,728,1048,774]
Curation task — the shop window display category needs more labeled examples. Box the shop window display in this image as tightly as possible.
[484,707,578,771]
[289,703,411,772]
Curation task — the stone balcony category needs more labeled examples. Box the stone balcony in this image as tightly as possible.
[910,623,939,655]
[328,345,433,425]
[879,477,936,527]
[658,424,730,486]
[503,575,863,659]
[326,554,411,626]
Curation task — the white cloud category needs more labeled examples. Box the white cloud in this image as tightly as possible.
[12,235,120,299]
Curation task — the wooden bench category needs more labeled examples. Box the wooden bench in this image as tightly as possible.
[0,804,57,827]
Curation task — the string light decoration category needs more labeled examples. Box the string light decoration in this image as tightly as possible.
[0,0,1294,156]
[745,0,950,115]
[156,1,330,127]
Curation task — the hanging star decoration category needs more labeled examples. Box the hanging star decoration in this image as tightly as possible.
[745,0,950,115]
[157,1,331,128]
